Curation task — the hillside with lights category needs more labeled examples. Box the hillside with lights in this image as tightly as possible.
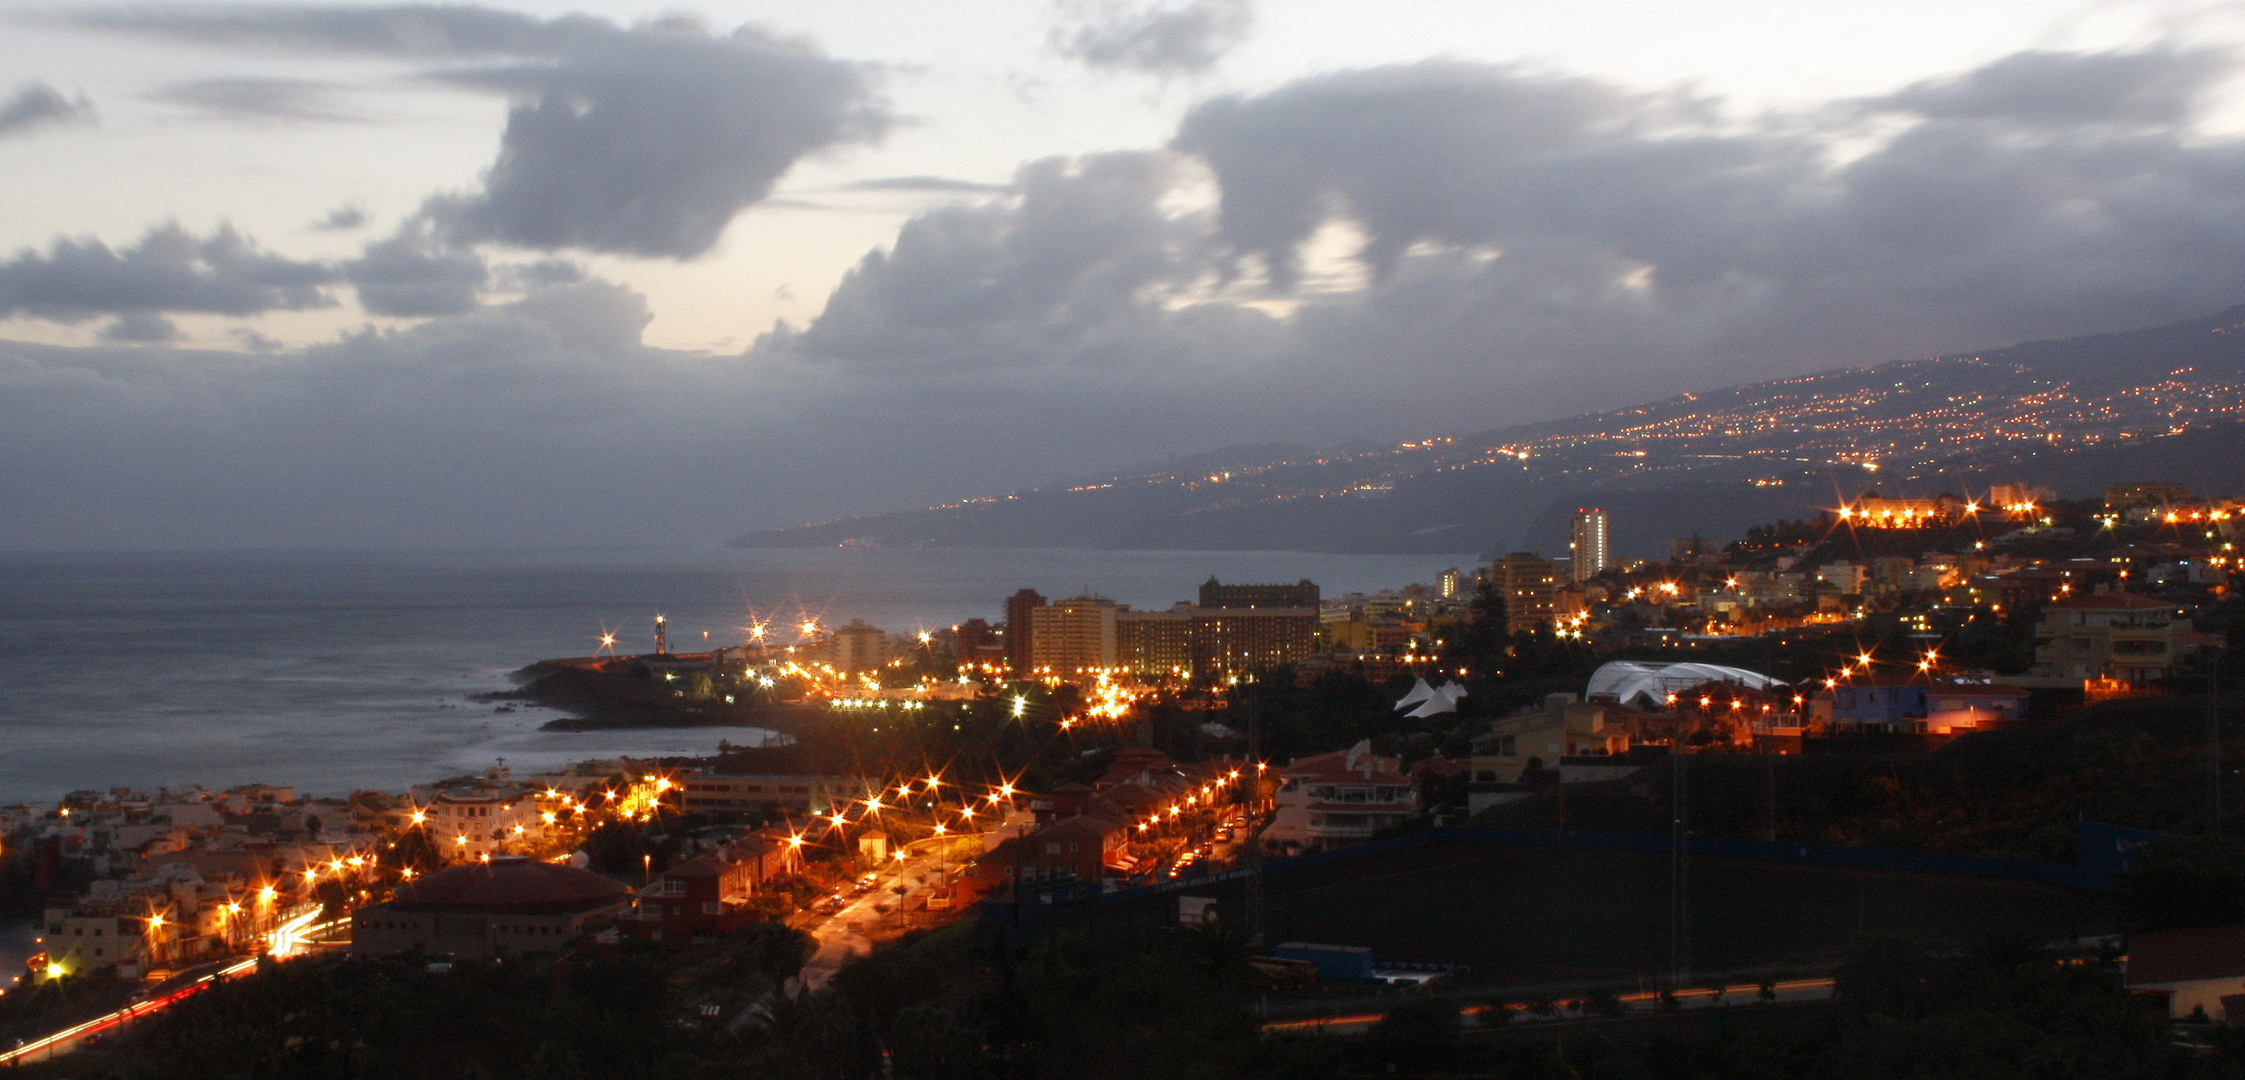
[734,303,2245,559]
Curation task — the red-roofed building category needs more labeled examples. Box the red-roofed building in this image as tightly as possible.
[1264,740,1417,853]
[966,813,1134,895]
[622,855,759,950]
[352,857,630,959]
[619,830,799,950]
[2125,925,2245,1020]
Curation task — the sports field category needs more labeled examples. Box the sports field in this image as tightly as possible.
[1075,839,2118,985]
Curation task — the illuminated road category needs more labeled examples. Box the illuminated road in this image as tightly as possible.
[0,913,347,1066]
[0,956,261,1065]
[795,851,943,994]
[1261,977,1838,1035]
[796,819,1024,995]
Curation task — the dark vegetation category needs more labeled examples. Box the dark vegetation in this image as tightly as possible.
[44,921,2245,1079]
[1473,687,2245,856]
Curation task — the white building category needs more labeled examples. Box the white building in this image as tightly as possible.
[1569,509,1609,584]
[424,787,551,861]
[1263,740,1418,853]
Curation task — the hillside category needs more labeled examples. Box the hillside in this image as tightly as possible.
[734,304,2245,558]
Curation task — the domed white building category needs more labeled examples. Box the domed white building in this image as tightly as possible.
[1586,661,1784,709]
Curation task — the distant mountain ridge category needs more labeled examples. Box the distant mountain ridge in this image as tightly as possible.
[734,304,2245,559]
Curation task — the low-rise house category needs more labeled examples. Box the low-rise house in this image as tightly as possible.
[1924,684,2033,732]
[2034,591,2212,685]
[2125,925,2245,1020]
[1469,694,1631,785]
[1264,741,1417,853]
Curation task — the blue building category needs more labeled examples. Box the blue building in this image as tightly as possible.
[1812,678,2029,734]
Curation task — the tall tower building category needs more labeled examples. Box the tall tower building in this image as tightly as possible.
[1003,589,1046,676]
[1495,552,1560,635]
[1028,596,1120,676]
[1568,508,1609,584]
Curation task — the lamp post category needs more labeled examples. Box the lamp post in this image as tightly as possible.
[2211,643,2228,837]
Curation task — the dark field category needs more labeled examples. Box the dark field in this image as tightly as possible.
[1048,840,2118,986]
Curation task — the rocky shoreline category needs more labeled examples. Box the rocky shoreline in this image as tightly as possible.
[486,659,809,734]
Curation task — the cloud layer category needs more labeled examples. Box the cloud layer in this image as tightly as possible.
[84,5,889,259]
[14,43,2245,548]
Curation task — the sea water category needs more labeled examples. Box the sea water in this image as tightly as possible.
[0,547,1469,803]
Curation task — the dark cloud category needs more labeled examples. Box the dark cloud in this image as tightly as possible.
[0,81,96,138]
[82,5,889,259]
[99,312,179,343]
[781,152,1256,370]
[342,221,487,317]
[1872,47,2234,127]
[0,222,337,321]
[771,47,2245,450]
[1050,0,1252,76]
[1160,51,2245,380]
[153,77,366,123]
[312,204,369,231]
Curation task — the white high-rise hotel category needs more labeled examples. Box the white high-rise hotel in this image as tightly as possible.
[1569,508,1609,584]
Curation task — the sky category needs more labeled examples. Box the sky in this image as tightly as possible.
[7,0,2245,548]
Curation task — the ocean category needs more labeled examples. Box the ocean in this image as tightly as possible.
[0,546,1471,804]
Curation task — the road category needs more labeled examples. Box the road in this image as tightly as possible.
[795,816,1028,994]
[0,955,262,1065]
[0,912,346,1066]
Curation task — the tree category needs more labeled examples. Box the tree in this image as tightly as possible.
[1451,580,1510,674]
[1364,996,1460,1073]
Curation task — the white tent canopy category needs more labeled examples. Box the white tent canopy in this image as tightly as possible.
[1587,661,1784,709]
[1395,678,1467,718]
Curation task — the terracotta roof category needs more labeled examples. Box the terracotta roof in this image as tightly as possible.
[2127,925,2245,986]
[1281,743,1405,784]
[391,857,629,914]
[1036,815,1128,841]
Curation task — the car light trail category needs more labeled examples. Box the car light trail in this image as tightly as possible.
[0,955,261,1065]
[1257,977,1837,1034]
